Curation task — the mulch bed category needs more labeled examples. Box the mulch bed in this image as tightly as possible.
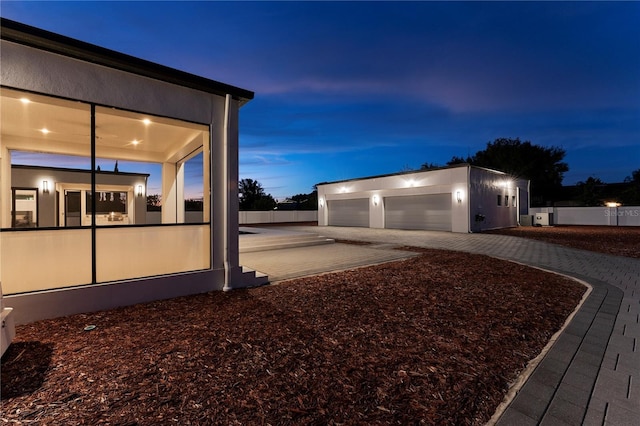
[485,225,640,259]
[1,249,585,425]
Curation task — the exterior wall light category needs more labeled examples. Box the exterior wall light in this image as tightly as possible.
[319,197,324,207]
[456,191,462,203]
[372,194,380,206]
[605,201,621,207]
[137,185,144,197]
[42,180,49,194]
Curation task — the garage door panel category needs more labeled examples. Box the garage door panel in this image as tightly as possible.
[328,199,369,227]
[384,193,451,231]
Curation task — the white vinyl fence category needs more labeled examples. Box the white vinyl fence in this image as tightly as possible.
[530,206,640,226]
[239,210,317,225]
[146,210,318,225]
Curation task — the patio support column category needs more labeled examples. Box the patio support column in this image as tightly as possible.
[161,161,186,224]
[212,94,242,291]
[0,146,10,228]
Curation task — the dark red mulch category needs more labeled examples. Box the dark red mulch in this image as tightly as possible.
[1,249,585,425]
[485,225,640,259]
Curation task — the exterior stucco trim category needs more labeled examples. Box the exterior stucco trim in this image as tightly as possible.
[0,18,254,104]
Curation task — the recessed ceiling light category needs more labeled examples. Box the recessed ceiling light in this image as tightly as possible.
[40,128,50,135]
[132,139,140,145]
[142,118,151,125]
[20,98,31,104]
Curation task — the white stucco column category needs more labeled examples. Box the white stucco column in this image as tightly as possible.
[161,162,177,223]
[211,94,242,290]
[317,188,327,226]
[161,161,186,224]
[0,146,10,228]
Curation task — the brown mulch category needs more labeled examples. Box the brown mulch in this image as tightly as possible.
[1,249,585,425]
[485,225,640,259]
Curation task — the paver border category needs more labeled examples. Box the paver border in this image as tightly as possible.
[494,272,623,425]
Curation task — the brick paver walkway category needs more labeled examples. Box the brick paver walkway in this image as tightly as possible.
[241,226,639,426]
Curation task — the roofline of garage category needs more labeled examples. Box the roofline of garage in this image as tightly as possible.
[316,163,519,186]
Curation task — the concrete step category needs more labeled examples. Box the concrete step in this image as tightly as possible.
[239,228,335,253]
[240,266,269,287]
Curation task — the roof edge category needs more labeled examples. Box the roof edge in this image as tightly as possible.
[0,18,254,104]
[316,163,526,186]
[12,164,150,177]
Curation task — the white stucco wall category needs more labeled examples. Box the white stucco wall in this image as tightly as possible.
[318,166,471,233]
[469,167,523,232]
[11,166,148,227]
[1,40,216,125]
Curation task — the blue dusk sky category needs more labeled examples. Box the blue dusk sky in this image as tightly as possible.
[2,1,639,200]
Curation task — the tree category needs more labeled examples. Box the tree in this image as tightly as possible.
[147,194,161,211]
[576,176,604,206]
[446,156,471,166]
[419,162,442,170]
[238,178,276,210]
[447,138,568,206]
[289,188,318,210]
[621,169,640,205]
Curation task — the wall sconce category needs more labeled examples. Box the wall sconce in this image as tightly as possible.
[42,180,49,194]
[456,191,462,203]
[319,197,324,207]
[136,185,144,197]
[372,194,380,206]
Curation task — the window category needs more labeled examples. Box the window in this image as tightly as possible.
[94,106,210,225]
[87,192,127,214]
[11,188,38,228]
[497,194,502,206]
[1,88,212,294]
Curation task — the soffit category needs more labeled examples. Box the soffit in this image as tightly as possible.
[1,88,206,163]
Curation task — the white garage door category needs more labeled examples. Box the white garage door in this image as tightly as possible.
[384,194,452,231]
[328,199,370,227]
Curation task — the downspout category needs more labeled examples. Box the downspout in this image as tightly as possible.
[467,165,472,233]
[527,180,531,216]
[517,186,521,226]
[222,94,231,290]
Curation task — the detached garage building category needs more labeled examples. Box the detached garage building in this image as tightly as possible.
[317,164,529,233]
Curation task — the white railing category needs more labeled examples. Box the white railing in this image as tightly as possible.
[96,225,210,282]
[1,225,211,295]
[1,229,93,294]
